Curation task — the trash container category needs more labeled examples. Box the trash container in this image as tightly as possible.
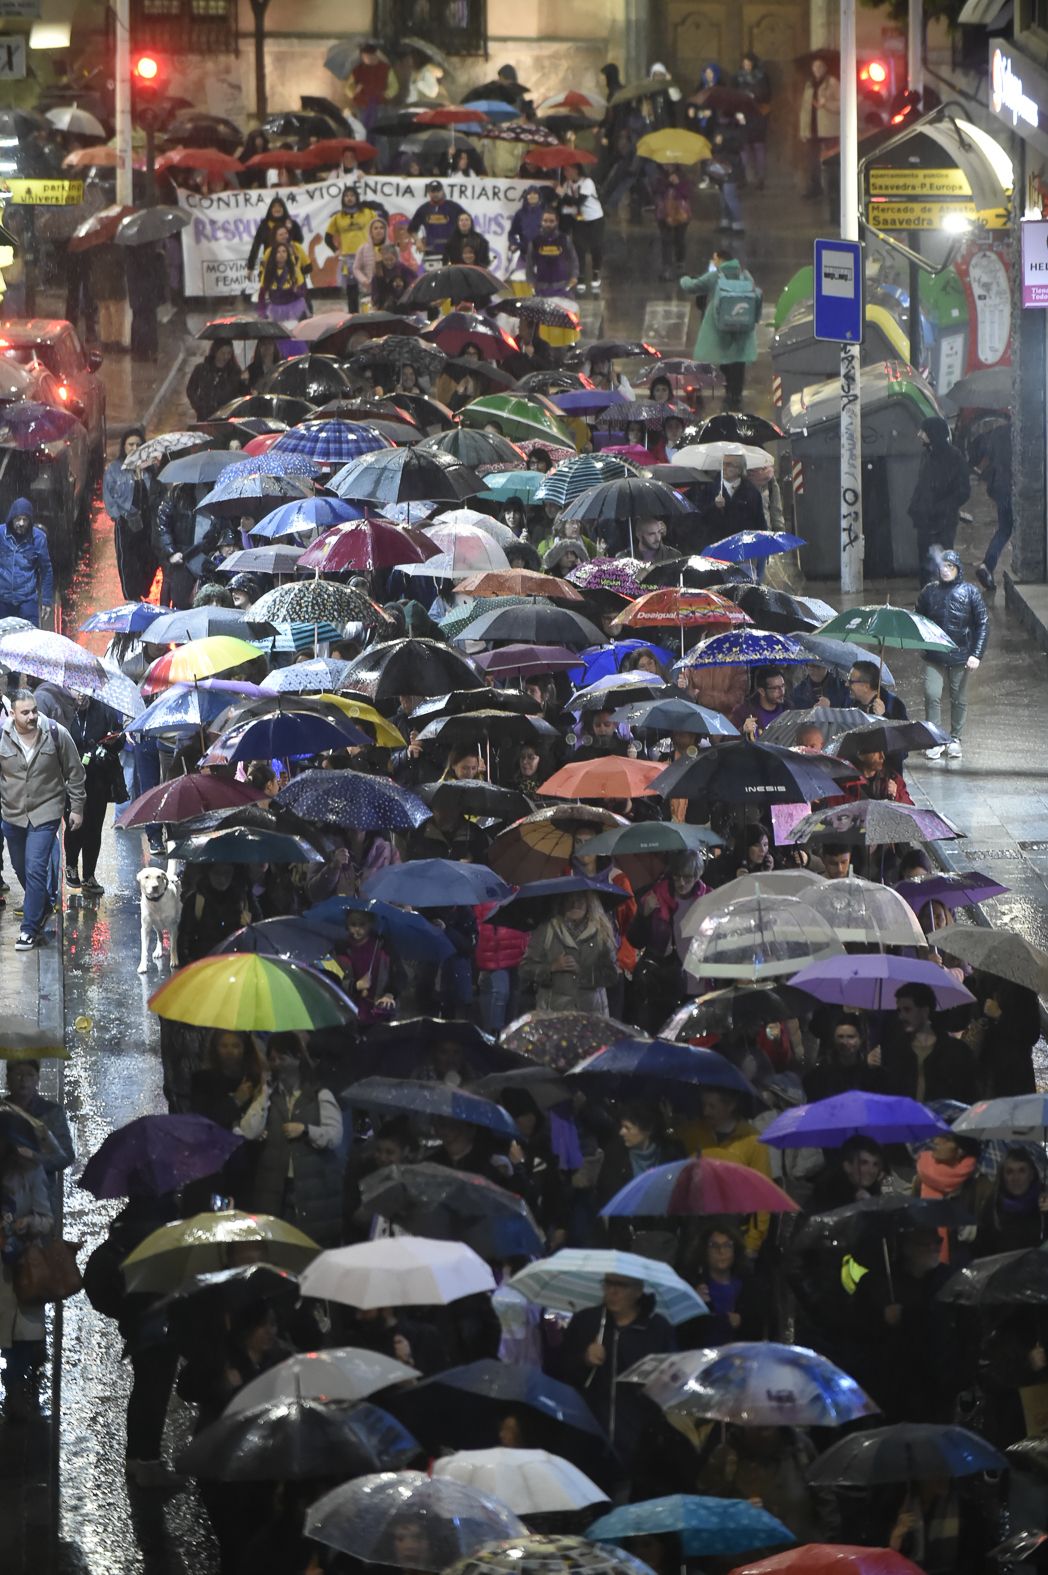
[783,361,943,579]
[771,301,909,413]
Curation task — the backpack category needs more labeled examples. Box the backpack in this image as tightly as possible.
[712,272,762,335]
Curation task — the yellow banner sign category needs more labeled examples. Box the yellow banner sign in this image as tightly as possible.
[867,198,1009,231]
[868,167,973,197]
[0,178,84,205]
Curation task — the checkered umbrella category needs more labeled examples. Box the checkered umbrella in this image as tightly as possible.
[272,422,389,466]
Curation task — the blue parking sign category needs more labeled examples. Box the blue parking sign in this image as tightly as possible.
[813,238,864,343]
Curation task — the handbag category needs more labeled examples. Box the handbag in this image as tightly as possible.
[14,1236,83,1306]
[664,194,690,227]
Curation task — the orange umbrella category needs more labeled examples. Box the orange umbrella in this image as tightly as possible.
[63,145,138,169]
[306,137,378,164]
[68,203,135,252]
[538,757,664,800]
[524,146,597,168]
[415,107,489,125]
[156,146,244,174]
[611,588,753,630]
[456,571,584,603]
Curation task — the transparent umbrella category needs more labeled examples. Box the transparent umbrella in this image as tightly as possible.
[680,870,826,938]
[799,875,926,947]
[304,1470,526,1567]
[624,1342,879,1427]
[684,893,844,981]
[226,1347,418,1413]
[433,1449,608,1514]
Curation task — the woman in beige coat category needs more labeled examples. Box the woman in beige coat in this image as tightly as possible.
[799,60,841,198]
[518,891,620,1014]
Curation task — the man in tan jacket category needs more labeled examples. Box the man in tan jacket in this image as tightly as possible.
[0,689,85,951]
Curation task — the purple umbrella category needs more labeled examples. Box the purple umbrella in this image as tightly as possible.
[79,1115,244,1198]
[761,1090,948,1149]
[789,955,976,1013]
[896,872,1009,913]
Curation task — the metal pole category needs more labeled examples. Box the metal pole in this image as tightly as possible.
[908,0,923,104]
[113,0,133,208]
[840,0,863,595]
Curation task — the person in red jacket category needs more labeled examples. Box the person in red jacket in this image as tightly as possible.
[840,746,913,805]
[474,900,530,1034]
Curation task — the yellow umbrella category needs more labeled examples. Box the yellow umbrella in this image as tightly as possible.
[121,1209,319,1293]
[636,128,713,165]
[142,635,265,694]
[314,695,405,750]
[149,954,355,1032]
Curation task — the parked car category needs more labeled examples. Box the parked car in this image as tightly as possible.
[0,354,91,574]
[0,318,106,471]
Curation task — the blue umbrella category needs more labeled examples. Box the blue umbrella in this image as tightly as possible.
[535,454,633,507]
[206,710,370,765]
[345,1076,519,1138]
[461,99,520,120]
[586,1496,793,1559]
[481,471,547,503]
[492,875,631,932]
[631,1342,878,1426]
[0,401,80,448]
[272,422,389,466]
[611,696,739,735]
[570,639,673,684]
[249,495,365,539]
[80,601,163,636]
[598,1160,688,1218]
[509,1248,706,1325]
[305,897,455,965]
[259,659,353,694]
[569,1038,754,1097]
[552,390,629,414]
[79,1114,243,1199]
[676,629,806,670]
[275,769,431,832]
[129,680,263,738]
[705,530,806,562]
[384,1358,610,1448]
[257,621,343,653]
[364,859,511,908]
[761,1090,948,1149]
[215,914,348,961]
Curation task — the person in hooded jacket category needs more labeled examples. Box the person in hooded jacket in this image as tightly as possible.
[915,549,988,760]
[680,249,761,411]
[0,499,53,624]
[907,417,971,578]
[186,340,247,421]
[103,428,159,601]
[246,196,304,274]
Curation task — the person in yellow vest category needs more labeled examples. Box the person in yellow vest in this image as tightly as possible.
[258,223,311,292]
[325,187,377,311]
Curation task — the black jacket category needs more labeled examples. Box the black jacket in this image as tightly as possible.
[908,417,970,534]
[915,553,989,667]
[698,477,766,543]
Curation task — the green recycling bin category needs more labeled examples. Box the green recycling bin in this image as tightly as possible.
[784,362,943,579]
[771,301,910,414]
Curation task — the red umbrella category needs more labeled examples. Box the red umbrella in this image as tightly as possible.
[668,1158,799,1217]
[296,520,439,573]
[119,774,265,829]
[524,145,597,168]
[456,570,585,603]
[423,312,518,364]
[305,137,378,163]
[68,204,135,252]
[730,1549,923,1575]
[156,147,243,174]
[612,588,753,630]
[242,433,284,456]
[243,149,318,170]
[538,757,663,800]
[415,106,488,125]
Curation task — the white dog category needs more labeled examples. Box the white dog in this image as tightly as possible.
[137,865,181,974]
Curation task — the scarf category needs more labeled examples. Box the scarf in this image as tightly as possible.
[628,1140,660,1177]
[917,1148,977,1263]
[1001,1177,1042,1213]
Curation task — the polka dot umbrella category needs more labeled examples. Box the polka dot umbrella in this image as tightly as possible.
[249,581,391,630]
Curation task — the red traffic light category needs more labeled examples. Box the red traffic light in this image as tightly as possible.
[133,53,161,82]
[867,60,888,84]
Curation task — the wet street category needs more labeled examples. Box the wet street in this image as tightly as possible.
[4,167,1047,1574]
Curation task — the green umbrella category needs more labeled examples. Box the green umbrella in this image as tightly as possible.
[439,596,543,641]
[460,395,576,447]
[816,604,957,654]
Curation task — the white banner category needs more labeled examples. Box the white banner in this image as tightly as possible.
[177,173,552,299]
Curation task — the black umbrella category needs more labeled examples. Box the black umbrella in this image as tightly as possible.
[219,394,317,423]
[165,112,242,151]
[401,266,505,307]
[421,430,523,468]
[470,1066,573,1111]
[411,690,541,722]
[439,359,519,391]
[806,1423,1006,1486]
[350,337,448,378]
[315,398,420,429]
[155,1264,302,1356]
[795,1196,974,1256]
[641,555,749,589]
[576,339,658,362]
[348,1017,525,1083]
[115,206,190,246]
[936,1247,1048,1307]
[198,314,286,342]
[832,719,950,759]
[262,110,342,140]
[176,1397,421,1481]
[493,875,631,932]
[722,582,836,634]
[190,418,283,448]
[387,393,458,432]
[941,366,1011,412]
[515,369,589,394]
[652,740,851,804]
[358,1163,542,1242]
[416,780,535,820]
[308,311,425,352]
[415,711,559,749]
[455,601,605,648]
[595,401,685,431]
[262,355,354,404]
[559,478,694,530]
[696,412,785,445]
[213,914,346,961]
[330,448,482,505]
[340,638,484,700]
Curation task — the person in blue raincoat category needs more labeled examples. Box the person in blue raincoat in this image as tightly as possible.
[679,246,761,411]
[0,499,54,625]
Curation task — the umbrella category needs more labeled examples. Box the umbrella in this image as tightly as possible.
[198,315,286,342]
[729,1549,921,1575]
[250,580,388,629]
[653,743,847,806]
[695,413,784,446]
[299,1237,495,1309]
[629,1343,879,1427]
[896,872,1008,913]
[791,633,896,686]
[0,630,106,694]
[157,449,242,486]
[364,859,511,908]
[444,1538,653,1575]
[612,588,752,630]
[588,1496,791,1559]
[569,1039,753,1099]
[305,1472,526,1568]
[165,111,242,151]
[760,1091,947,1149]
[639,555,734,589]
[195,468,312,520]
[493,876,633,933]
[220,545,304,577]
[351,337,448,381]
[142,606,256,645]
[400,266,505,307]
[951,1094,1048,1140]
[203,705,370,765]
[580,823,726,864]
[509,1249,706,1325]
[115,206,190,246]
[786,801,963,847]
[760,707,873,749]
[474,645,580,679]
[937,1246,1048,1307]
[148,954,356,1032]
[929,925,1048,992]
[677,630,805,670]
[566,559,646,601]
[941,366,1012,412]
[274,769,429,832]
[601,1157,798,1220]
[471,1066,573,1112]
[359,1163,540,1240]
[611,697,738,737]
[272,421,388,468]
[47,104,107,137]
[486,805,628,883]
[678,875,825,940]
[118,772,263,828]
[460,395,576,447]
[79,601,161,636]
[331,448,481,506]
[500,1010,634,1072]
[227,1347,418,1413]
[303,899,453,966]
[78,1114,243,1199]
[156,146,244,174]
[537,758,664,801]
[559,480,693,535]
[251,496,363,542]
[417,780,534,821]
[346,1078,518,1139]
[815,607,957,683]
[482,471,548,504]
[168,826,323,864]
[121,1209,319,1294]
[456,602,604,648]
[794,1196,973,1256]
[789,955,974,1011]
[176,1398,419,1482]
[340,639,484,701]
[388,1360,610,1459]
[798,876,928,947]
[257,660,349,695]
[422,431,526,471]
[67,203,136,252]
[429,509,518,546]
[723,584,837,634]
[685,893,844,982]
[831,719,949,758]
[423,313,518,363]
[0,1018,68,1061]
[570,646,675,689]
[706,530,806,562]
[806,1423,1006,1485]
[457,571,583,604]
[524,145,597,168]
[406,533,512,581]
[435,1449,607,1515]
[634,125,713,162]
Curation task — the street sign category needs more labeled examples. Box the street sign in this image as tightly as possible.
[0,0,40,14]
[868,167,972,197]
[0,178,84,205]
[813,238,864,342]
[0,36,26,77]
[1021,218,1048,307]
[867,198,1009,231]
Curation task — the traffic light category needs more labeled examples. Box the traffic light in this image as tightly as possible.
[133,53,160,83]
[131,52,166,130]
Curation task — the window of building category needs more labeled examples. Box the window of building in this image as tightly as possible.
[373,0,488,57]
[131,0,237,54]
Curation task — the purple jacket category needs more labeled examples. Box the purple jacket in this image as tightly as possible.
[526,228,579,295]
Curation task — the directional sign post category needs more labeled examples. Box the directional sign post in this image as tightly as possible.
[814,237,864,343]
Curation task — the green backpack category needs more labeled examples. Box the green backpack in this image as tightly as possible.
[712,272,762,334]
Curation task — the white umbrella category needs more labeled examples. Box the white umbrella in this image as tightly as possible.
[672,441,774,474]
[299,1236,495,1309]
[47,105,107,139]
[508,1248,705,1325]
[799,874,925,947]
[433,1448,609,1514]
[680,869,826,939]
[409,528,510,578]
[0,628,108,695]
[428,509,518,546]
[225,1347,418,1413]
[684,892,844,981]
